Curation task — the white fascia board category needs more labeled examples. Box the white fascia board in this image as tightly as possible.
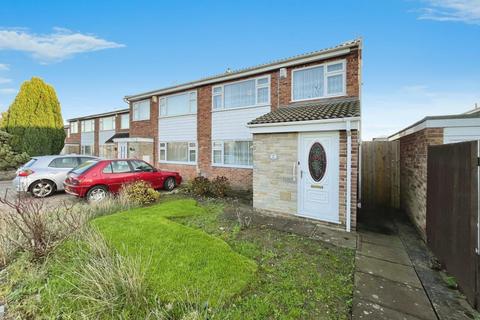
[389,117,480,141]
[248,117,360,134]
[126,48,351,101]
[113,137,154,143]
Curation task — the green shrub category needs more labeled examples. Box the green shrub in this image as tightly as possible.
[188,176,211,197]
[210,176,230,198]
[0,130,29,171]
[120,180,160,206]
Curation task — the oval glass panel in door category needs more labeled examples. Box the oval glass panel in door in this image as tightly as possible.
[308,142,327,182]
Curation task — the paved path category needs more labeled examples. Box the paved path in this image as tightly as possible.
[352,230,438,320]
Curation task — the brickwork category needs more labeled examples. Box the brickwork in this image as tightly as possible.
[115,112,130,133]
[399,128,443,237]
[129,98,158,163]
[339,130,359,230]
[93,118,100,156]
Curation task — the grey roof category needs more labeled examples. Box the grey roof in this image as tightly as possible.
[67,108,129,122]
[125,39,362,101]
[105,132,129,143]
[388,109,480,139]
[248,98,360,125]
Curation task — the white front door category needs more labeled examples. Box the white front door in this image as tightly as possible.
[298,132,339,223]
[118,142,128,159]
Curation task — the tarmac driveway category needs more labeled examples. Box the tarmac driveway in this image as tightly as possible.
[0,180,80,212]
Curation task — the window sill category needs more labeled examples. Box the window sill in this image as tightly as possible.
[132,119,150,122]
[159,161,196,166]
[211,104,270,113]
[211,164,253,169]
[291,94,346,103]
[159,113,197,119]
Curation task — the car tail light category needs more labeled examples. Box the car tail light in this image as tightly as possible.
[18,169,34,177]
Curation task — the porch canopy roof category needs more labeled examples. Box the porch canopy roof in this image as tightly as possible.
[105,132,129,143]
[248,98,360,125]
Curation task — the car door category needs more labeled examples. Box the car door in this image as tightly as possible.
[102,160,134,193]
[47,157,82,190]
[130,160,162,188]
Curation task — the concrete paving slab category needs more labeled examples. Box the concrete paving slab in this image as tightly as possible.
[359,231,404,248]
[358,241,411,265]
[352,298,423,320]
[355,272,437,320]
[356,255,422,288]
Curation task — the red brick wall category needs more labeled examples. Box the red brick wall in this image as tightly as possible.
[339,130,359,231]
[65,122,80,145]
[129,98,158,163]
[115,112,129,133]
[399,128,444,238]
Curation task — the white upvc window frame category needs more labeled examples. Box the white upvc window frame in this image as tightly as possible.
[70,121,78,134]
[211,75,271,111]
[291,59,346,103]
[159,90,197,118]
[132,99,150,121]
[81,144,94,156]
[159,141,197,165]
[211,140,253,169]
[81,119,95,133]
[120,113,130,129]
[100,116,115,131]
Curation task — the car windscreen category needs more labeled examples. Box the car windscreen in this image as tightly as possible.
[70,160,98,175]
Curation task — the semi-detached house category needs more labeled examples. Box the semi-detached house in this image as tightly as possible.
[65,39,362,231]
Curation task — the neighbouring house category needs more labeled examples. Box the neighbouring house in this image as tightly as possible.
[64,108,131,158]
[389,106,480,238]
[120,39,362,231]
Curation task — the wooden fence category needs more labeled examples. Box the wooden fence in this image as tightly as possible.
[361,141,400,209]
[426,141,479,309]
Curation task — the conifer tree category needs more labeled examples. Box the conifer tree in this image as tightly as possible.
[1,77,65,155]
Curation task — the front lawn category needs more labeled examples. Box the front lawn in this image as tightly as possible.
[92,199,257,304]
[2,196,355,319]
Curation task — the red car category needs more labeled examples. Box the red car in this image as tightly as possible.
[64,159,182,201]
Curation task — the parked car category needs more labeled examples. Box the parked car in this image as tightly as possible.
[12,155,98,198]
[63,159,182,201]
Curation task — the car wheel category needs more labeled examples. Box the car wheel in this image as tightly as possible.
[164,177,176,191]
[87,186,108,202]
[30,180,55,198]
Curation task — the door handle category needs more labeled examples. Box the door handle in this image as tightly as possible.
[292,162,297,182]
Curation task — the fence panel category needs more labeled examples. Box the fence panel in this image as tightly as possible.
[361,141,400,209]
[426,141,478,308]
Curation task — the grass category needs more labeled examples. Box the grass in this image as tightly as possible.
[2,196,355,319]
[91,199,257,304]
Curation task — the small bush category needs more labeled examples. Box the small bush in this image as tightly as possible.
[0,192,89,263]
[188,176,211,197]
[121,180,160,206]
[210,176,230,198]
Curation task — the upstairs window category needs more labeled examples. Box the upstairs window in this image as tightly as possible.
[159,91,197,117]
[81,119,95,132]
[120,113,130,129]
[212,76,270,110]
[132,100,150,121]
[70,121,78,134]
[100,116,115,131]
[292,60,345,101]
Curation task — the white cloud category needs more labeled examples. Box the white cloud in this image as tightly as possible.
[0,77,11,84]
[417,0,480,24]
[0,64,9,70]
[0,27,125,63]
[362,85,480,140]
[0,88,17,95]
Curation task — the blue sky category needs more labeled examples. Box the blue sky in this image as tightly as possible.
[0,0,479,140]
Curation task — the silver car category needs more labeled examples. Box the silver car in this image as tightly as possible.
[12,155,98,198]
